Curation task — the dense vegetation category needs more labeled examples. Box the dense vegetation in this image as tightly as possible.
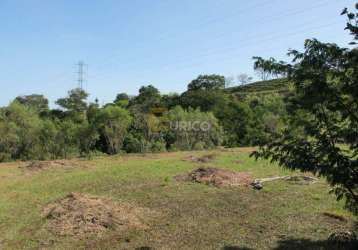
[0,75,288,162]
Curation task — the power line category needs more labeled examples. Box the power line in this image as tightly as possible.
[76,61,87,90]
[90,0,276,73]
[90,0,335,80]
[90,18,342,83]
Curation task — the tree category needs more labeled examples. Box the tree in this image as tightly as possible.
[187,74,225,91]
[164,106,223,150]
[161,93,180,110]
[114,93,130,108]
[215,99,252,147]
[225,76,235,88]
[237,74,253,85]
[98,106,132,154]
[252,5,358,214]
[56,88,89,113]
[180,88,229,112]
[181,75,229,112]
[114,93,129,102]
[253,57,288,80]
[129,85,161,112]
[76,121,99,156]
[15,94,49,113]
[341,4,358,44]
[0,102,42,161]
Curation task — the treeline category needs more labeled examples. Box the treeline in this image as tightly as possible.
[0,74,287,162]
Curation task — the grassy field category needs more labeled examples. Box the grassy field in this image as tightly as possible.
[0,148,356,250]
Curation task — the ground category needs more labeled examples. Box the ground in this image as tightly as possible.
[0,148,356,250]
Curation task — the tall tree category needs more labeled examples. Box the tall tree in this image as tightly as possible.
[237,74,253,85]
[114,93,130,108]
[187,74,225,91]
[56,88,89,113]
[98,106,132,154]
[129,85,161,112]
[15,94,49,113]
[253,5,358,214]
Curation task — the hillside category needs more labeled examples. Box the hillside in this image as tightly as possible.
[227,78,291,97]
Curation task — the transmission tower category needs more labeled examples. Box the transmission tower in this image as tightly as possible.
[76,61,87,89]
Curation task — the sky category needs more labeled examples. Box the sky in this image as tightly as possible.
[0,0,356,107]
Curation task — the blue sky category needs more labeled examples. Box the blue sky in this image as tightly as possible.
[0,0,356,107]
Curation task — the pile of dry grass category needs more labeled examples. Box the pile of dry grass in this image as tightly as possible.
[175,167,252,188]
[42,193,150,237]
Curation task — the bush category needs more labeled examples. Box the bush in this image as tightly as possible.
[164,106,223,151]
[149,139,167,153]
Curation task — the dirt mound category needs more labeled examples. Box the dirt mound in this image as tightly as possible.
[22,160,85,172]
[175,167,252,187]
[184,154,217,163]
[42,193,149,237]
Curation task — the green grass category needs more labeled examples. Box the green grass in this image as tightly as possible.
[0,148,356,250]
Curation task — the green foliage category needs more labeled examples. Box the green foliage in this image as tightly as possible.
[164,106,223,150]
[56,119,81,158]
[180,88,229,112]
[187,74,225,91]
[76,121,99,156]
[15,94,49,114]
[98,106,132,154]
[149,138,167,153]
[341,4,358,44]
[215,99,252,147]
[56,88,89,113]
[1,76,289,160]
[253,57,288,80]
[129,85,161,112]
[253,5,358,214]
[38,119,61,159]
[114,93,130,108]
[0,102,43,161]
[123,133,147,153]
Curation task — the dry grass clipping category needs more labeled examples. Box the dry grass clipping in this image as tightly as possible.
[175,167,252,187]
[42,193,151,238]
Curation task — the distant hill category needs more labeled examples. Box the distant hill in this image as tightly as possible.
[226,78,291,97]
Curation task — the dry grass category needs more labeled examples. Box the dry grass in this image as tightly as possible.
[42,192,151,238]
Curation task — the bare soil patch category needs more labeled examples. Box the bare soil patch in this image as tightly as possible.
[42,193,151,238]
[175,167,252,187]
[183,153,217,164]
